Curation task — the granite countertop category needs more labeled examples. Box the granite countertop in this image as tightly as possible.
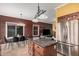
[33,39,58,48]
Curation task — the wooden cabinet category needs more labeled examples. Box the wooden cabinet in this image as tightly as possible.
[28,40,57,56]
[33,43,57,56]
[34,43,44,56]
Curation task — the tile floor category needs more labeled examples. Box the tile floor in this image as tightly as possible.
[1,42,29,56]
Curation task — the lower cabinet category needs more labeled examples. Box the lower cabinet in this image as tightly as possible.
[33,43,57,56]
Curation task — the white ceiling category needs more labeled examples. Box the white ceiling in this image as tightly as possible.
[0,3,63,24]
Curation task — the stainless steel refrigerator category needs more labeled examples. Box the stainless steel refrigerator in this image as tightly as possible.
[56,19,79,56]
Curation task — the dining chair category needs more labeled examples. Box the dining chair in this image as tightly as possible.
[13,37,19,47]
[4,37,13,49]
[19,36,27,46]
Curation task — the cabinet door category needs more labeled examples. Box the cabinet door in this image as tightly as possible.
[34,43,44,55]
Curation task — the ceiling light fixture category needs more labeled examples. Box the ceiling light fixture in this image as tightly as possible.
[32,3,47,23]
[20,12,23,18]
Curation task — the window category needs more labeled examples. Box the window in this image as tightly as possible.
[7,26,15,37]
[33,25,39,36]
[6,22,25,38]
[17,26,23,35]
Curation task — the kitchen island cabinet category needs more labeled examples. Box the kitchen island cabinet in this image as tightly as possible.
[28,39,58,56]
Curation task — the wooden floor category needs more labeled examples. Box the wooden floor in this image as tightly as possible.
[0,41,63,56]
[1,42,29,56]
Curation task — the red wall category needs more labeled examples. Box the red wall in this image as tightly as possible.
[0,15,52,44]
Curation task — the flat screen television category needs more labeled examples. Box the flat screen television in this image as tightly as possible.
[42,29,51,35]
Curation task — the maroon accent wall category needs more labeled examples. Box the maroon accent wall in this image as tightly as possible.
[0,15,52,44]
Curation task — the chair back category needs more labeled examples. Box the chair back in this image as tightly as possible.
[13,37,19,42]
[4,37,8,42]
[19,36,26,41]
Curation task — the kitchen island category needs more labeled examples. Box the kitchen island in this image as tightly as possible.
[28,39,58,56]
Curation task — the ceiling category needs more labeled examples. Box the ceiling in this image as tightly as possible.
[0,3,63,24]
